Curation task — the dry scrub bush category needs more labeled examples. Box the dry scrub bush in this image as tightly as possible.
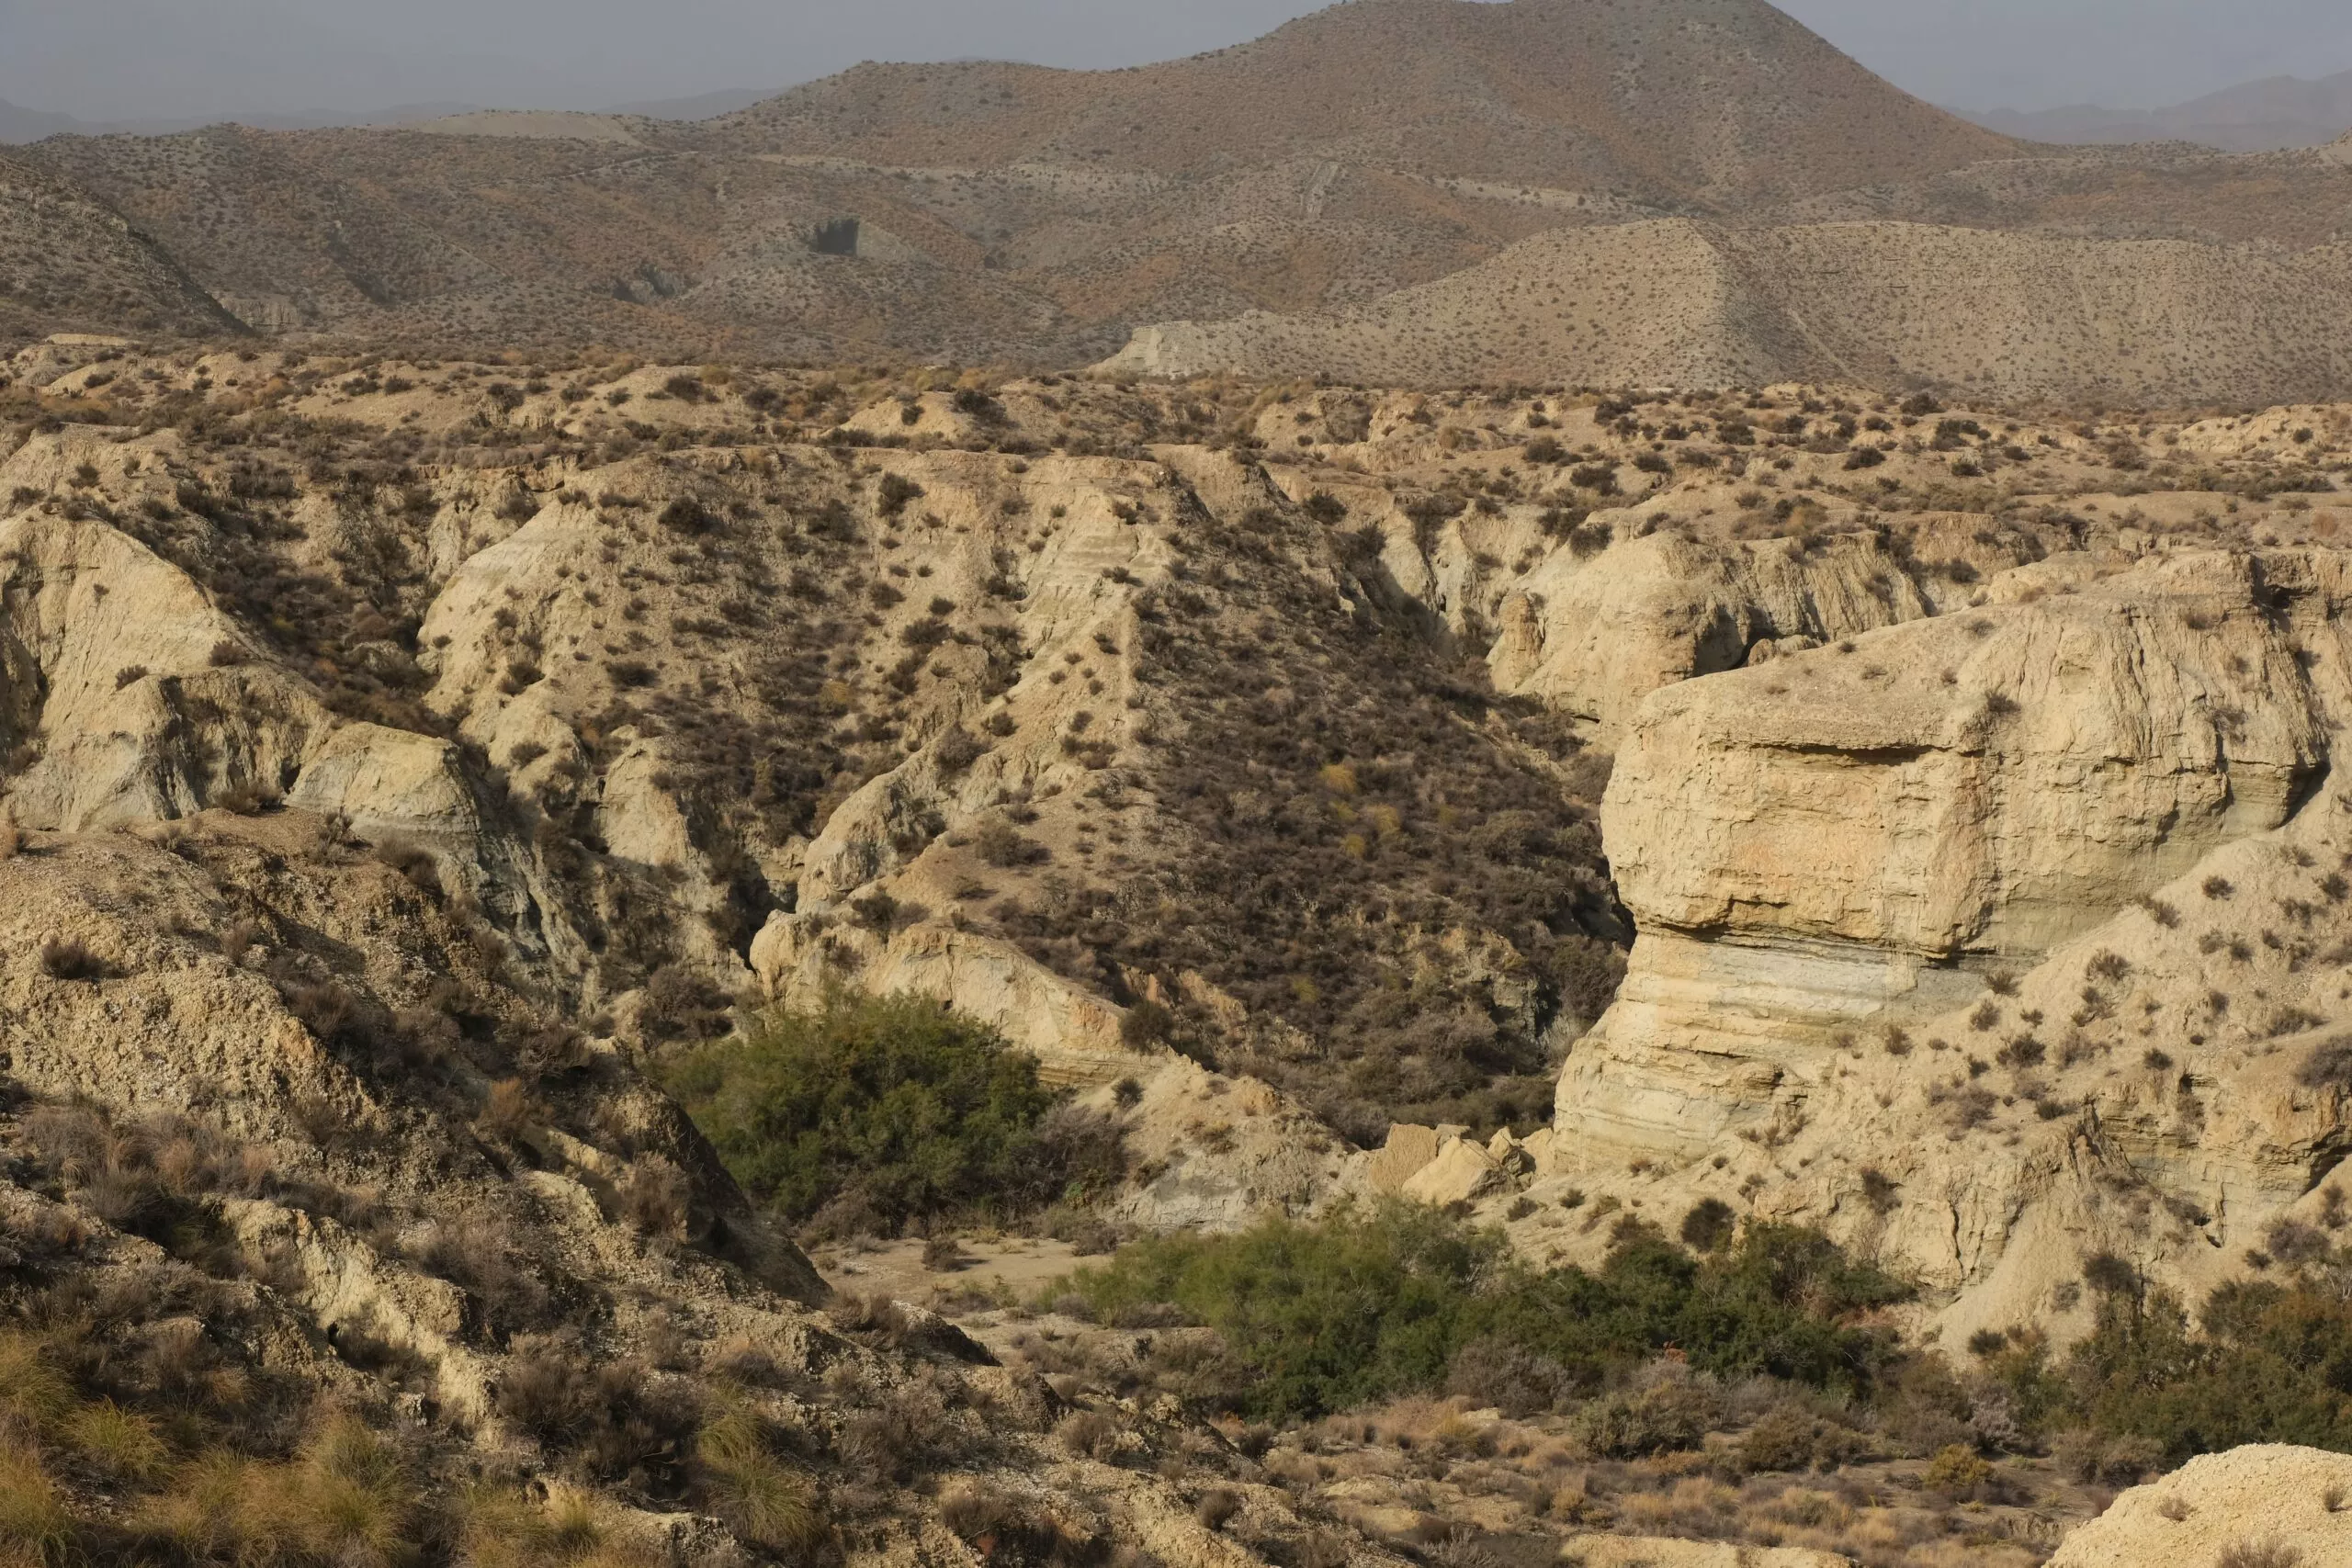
[1055,1408,1125,1461]
[2215,1545,2303,1568]
[1571,1371,1724,1459]
[495,1337,702,1495]
[837,1371,956,1481]
[38,936,107,981]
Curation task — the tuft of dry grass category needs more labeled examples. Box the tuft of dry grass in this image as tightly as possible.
[460,1483,662,1568]
[2215,1543,2304,1568]
[136,1416,420,1568]
[696,1401,825,1554]
[0,1333,74,1432]
[0,1441,71,1564]
[63,1399,168,1482]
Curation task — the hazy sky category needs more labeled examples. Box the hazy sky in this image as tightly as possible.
[5,0,2352,122]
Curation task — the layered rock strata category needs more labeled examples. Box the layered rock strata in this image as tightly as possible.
[1544,549,2352,1336]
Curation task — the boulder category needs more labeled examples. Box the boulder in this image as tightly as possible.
[2046,1445,2352,1567]
[1400,1135,1506,1205]
[1365,1124,1444,1192]
[288,723,480,843]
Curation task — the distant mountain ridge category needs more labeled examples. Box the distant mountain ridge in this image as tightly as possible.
[1962,68,2352,152]
[0,100,84,143]
[11,0,2352,403]
[709,0,2015,205]
[0,87,779,145]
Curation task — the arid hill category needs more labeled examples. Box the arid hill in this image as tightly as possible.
[1102,219,2352,403]
[13,0,2352,400]
[0,151,242,341]
[20,0,2020,367]
[706,0,2015,204]
[0,0,2314,392]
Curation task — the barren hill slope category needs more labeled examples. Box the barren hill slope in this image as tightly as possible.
[1105,219,2352,404]
[1,0,2030,367]
[13,1,2352,396]
[0,151,241,341]
[707,0,2015,206]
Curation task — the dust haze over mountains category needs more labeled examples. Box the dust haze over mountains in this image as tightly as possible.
[17,0,2352,402]
[7,0,2352,129]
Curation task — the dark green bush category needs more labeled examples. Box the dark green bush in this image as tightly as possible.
[1057,1204,1908,1421]
[2063,1271,2352,1461]
[666,994,1125,1236]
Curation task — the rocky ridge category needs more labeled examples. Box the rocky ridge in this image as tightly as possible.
[1455,542,2352,1347]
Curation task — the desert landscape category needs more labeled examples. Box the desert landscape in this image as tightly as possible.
[1,2,2351,1567]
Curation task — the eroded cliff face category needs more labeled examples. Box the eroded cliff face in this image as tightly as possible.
[1487,520,2046,741]
[0,355,1489,1567]
[1544,547,2352,1339]
[0,490,331,829]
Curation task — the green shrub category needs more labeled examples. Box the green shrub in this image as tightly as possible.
[2064,1273,2352,1461]
[1573,1371,1724,1457]
[667,994,1125,1235]
[1056,1204,1907,1422]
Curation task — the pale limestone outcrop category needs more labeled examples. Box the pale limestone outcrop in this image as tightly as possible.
[1093,1057,1359,1232]
[1589,549,2318,1075]
[751,911,1138,1088]
[1538,549,2352,1336]
[1364,1124,1445,1192]
[225,1199,499,1426]
[2046,1445,2352,1567]
[1400,1136,1509,1205]
[0,832,343,1123]
[1365,1123,1550,1206]
[415,498,605,735]
[597,741,695,869]
[288,722,481,843]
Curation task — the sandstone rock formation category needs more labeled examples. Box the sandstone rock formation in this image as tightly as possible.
[1487,522,2044,741]
[1536,547,2352,1338]
[0,452,330,829]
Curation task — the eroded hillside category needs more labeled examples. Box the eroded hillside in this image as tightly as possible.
[7,337,2352,1562]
